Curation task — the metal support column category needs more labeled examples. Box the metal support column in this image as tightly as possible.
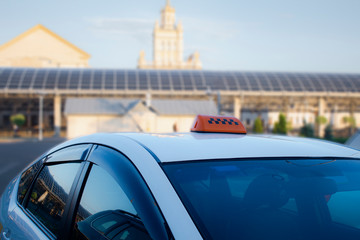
[317,98,326,137]
[54,95,61,137]
[39,94,44,141]
[233,97,241,120]
[217,91,221,115]
[331,103,338,129]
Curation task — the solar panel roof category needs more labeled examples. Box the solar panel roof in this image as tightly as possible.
[0,68,359,93]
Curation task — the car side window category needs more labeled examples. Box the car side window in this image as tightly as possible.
[73,164,151,240]
[26,163,81,237]
[17,158,43,204]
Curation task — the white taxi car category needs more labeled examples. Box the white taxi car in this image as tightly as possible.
[1,115,360,240]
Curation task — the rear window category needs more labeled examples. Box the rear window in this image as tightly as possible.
[163,159,360,240]
[17,159,43,204]
[26,162,81,236]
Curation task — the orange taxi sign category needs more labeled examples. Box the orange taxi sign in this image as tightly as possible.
[191,115,247,134]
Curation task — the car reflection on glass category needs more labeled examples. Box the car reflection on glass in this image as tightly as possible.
[75,210,150,240]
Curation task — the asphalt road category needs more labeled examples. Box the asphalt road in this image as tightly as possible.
[0,138,65,194]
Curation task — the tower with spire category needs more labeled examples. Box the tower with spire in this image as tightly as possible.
[138,0,202,70]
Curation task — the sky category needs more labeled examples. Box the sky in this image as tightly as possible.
[1,0,359,73]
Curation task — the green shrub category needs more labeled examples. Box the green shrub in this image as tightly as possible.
[343,116,356,128]
[10,113,26,127]
[316,115,327,125]
[253,117,263,133]
[324,124,333,141]
[300,122,314,138]
[273,113,287,135]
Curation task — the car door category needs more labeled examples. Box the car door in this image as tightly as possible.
[68,145,171,240]
[6,144,92,240]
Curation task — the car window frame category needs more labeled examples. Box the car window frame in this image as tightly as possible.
[66,144,172,240]
[45,144,93,164]
[17,143,93,199]
[17,144,94,240]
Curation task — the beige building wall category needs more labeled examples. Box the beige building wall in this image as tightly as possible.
[129,103,158,132]
[0,24,90,68]
[66,102,198,139]
[331,112,360,129]
[154,115,196,132]
[286,112,315,129]
[242,111,316,130]
[66,115,138,139]
[66,114,196,138]
[138,1,202,70]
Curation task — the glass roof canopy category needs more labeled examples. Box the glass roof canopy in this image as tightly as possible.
[0,68,359,93]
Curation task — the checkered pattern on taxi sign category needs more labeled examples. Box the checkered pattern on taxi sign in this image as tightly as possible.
[191,115,246,134]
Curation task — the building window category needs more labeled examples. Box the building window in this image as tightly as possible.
[3,115,10,127]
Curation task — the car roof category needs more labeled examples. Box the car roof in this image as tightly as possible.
[49,132,360,163]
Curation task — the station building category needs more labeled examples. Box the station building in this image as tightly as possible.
[0,24,90,68]
[0,67,359,138]
[0,2,359,138]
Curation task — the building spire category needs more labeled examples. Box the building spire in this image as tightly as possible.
[161,0,175,30]
[137,1,202,70]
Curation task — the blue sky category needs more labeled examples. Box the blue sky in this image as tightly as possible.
[1,0,359,73]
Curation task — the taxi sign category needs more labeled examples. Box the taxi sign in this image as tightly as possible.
[191,115,247,134]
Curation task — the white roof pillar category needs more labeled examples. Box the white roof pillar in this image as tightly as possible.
[54,95,62,137]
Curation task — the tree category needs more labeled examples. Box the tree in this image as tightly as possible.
[31,191,38,201]
[253,117,263,133]
[315,115,327,137]
[324,124,333,141]
[273,113,287,135]
[300,121,314,138]
[10,113,26,127]
[343,116,357,136]
[10,113,26,137]
[316,115,327,125]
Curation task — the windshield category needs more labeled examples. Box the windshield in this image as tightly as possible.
[163,158,360,240]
